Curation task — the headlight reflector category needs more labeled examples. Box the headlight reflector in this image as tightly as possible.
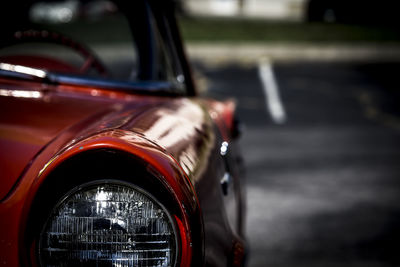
[39,182,177,266]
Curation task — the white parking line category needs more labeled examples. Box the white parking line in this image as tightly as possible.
[258,59,287,124]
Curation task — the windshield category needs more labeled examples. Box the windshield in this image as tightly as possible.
[0,0,185,94]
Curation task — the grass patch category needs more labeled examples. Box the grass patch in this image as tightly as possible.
[178,17,400,43]
[35,14,134,45]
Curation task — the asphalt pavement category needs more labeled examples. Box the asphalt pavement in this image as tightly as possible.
[193,59,400,267]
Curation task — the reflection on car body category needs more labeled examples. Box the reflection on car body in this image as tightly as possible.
[0,0,246,266]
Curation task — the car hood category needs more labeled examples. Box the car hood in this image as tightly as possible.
[0,85,162,200]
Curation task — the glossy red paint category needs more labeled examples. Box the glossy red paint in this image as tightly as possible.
[0,0,246,265]
[175,216,192,267]
[0,55,79,73]
[0,80,166,200]
[232,240,246,267]
[0,126,198,265]
[205,99,237,141]
[28,131,196,267]
[0,75,247,267]
[124,97,217,181]
[0,77,234,265]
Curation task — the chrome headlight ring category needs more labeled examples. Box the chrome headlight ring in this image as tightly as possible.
[38,180,178,267]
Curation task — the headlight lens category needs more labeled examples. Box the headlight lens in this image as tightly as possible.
[39,182,177,266]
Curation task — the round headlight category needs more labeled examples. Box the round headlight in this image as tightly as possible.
[39,182,177,266]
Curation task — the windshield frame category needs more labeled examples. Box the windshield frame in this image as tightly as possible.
[0,0,196,97]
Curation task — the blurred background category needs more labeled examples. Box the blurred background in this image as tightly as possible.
[176,0,400,266]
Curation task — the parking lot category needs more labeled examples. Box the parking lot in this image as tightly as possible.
[193,59,400,267]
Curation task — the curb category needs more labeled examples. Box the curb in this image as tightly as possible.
[186,43,400,63]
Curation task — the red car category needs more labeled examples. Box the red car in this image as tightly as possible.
[0,0,246,266]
